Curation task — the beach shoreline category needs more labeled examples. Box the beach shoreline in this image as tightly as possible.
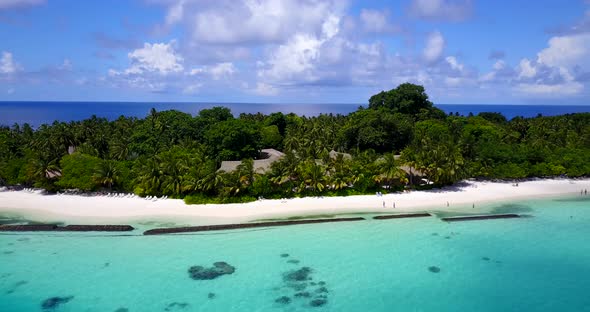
[0,178,589,226]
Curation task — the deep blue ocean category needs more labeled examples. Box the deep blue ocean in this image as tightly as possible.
[0,102,589,126]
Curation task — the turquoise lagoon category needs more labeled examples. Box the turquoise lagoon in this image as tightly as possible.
[1,196,590,312]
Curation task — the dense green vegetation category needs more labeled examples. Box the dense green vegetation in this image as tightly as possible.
[1,83,589,204]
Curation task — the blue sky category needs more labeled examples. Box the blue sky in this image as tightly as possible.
[1,0,590,105]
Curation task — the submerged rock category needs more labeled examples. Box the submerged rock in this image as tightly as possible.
[287,282,307,291]
[428,266,441,273]
[164,302,189,311]
[287,259,300,264]
[294,291,311,298]
[283,267,312,282]
[5,280,27,294]
[280,253,289,258]
[41,296,74,310]
[309,298,328,307]
[188,262,235,280]
[275,296,291,305]
[315,287,328,294]
[482,257,490,261]
[114,308,129,312]
[208,293,216,299]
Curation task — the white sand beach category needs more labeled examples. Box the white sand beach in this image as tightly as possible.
[1,179,589,226]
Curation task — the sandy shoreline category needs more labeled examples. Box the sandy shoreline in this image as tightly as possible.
[1,178,589,226]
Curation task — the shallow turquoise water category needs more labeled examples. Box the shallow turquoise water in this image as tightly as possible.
[1,196,590,312]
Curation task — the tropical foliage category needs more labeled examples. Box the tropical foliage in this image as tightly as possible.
[0,83,588,204]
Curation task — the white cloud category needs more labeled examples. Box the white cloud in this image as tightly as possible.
[517,59,536,79]
[112,41,184,76]
[423,31,445,62]
[537,34,590,70]
[165,0,186,26]
[480,60,511,83]
[359,9,398,34]
[182,83,202,94]
[258,33,324,84]
[0,51,20,74]
[512,33,590,97]
[190,62,237,80]
[360,9,387,33]
[253,82,278,96]
[409,0,472,22]
[208,62,236,80]
[166,0,345,45]
[445,56,464,72]
[516,81,583,96]
[0,0,44,10]
[59,59,73,71]
[493,60,506,71]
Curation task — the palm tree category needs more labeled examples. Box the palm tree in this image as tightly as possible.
[94,160,119,190]
[236,158,256,188]
[161,157,188,196]
[135,157,162,195]
[328,153,351,191]
[300,160,326,194]
[197,161,224,195]
[376,152,407,189]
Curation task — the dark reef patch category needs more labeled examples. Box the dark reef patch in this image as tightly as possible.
[287,259,300,264]
[41,296,74,310]
[3,250,14,254]
[283,267,312,282]
[276,258,329,308]
[428,266,441,273]
[280,253,289,258]
[310,298,328,307]
[188,262,235,280]
[287,282,307,291]
[294,291,311,298]
[208,292,216,299]
[275,296,291,305]
[482,257,490,261]
[5,280,27,294]
[490,203,533,214]
[164,302,189,311]
[315,287,328,294]
[114,308,129,312]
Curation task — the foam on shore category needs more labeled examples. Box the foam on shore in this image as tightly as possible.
[0,179,588,226]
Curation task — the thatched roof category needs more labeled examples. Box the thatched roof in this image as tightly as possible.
[218,148,285,174]
[329,150,352,160]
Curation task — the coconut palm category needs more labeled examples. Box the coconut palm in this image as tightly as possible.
[376,152,407,189]
[299,160,327,194]
[94,160,119,190]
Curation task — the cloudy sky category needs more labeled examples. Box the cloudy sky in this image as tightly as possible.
[1,0,590,104]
